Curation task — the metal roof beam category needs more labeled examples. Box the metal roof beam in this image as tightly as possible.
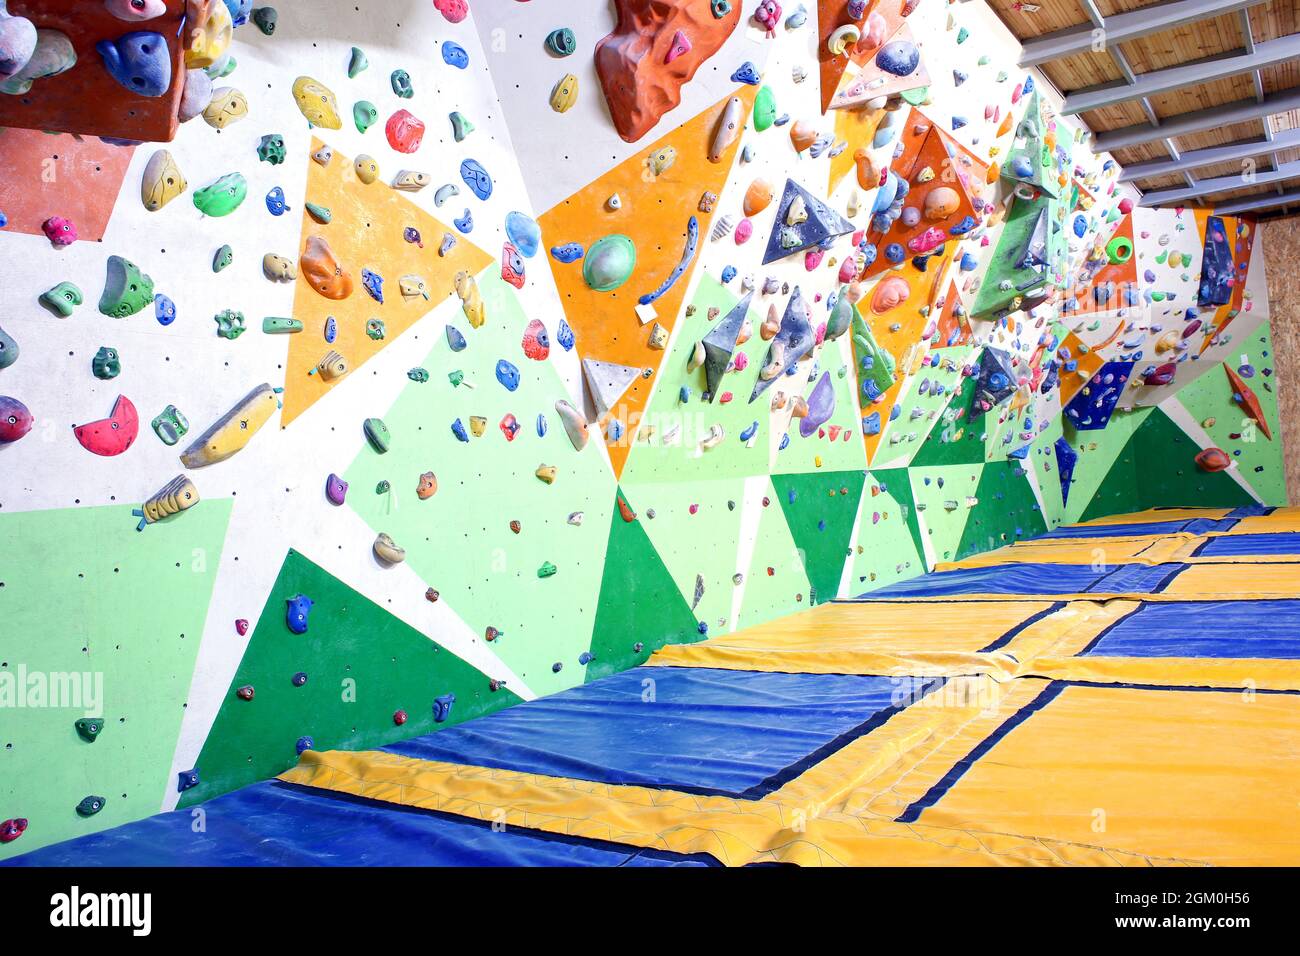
[1092,87,1300,151]
[1061,33,1300,115]
[1017,0,1267,68]
[1139,159,1300,205]
[1212,186,1300,214]
[1117,126,1300,181]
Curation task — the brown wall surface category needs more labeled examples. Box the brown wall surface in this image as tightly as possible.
[1260,216,1300,504]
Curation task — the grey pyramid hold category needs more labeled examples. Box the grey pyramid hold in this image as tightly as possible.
[749,286,815,403]
[702,291,752,401]
[582,358,641,418]
[761,179,854,265]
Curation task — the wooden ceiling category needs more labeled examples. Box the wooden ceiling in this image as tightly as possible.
[983,0,1300,218]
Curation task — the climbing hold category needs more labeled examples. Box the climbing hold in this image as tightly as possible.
[536,464,558,484]
[373,533,406,565]
[639,217,697,305]
[202,87,247,128]
[40,281,83,317]
[505,211,541,259]
[180,383,278,467]
[0,395,31,444]
[0,6,36,80]
[291,672,308,687]
[557,318,575,350]
[386,108,425,152]
[546,27,577,57]
[252,6,277,34]
[353,99,378,133]
[0,324,15,371]
[74,394,138,457]
[326,473,348,505]
[300,236,353,300]
[263,253,295,282]
[460,158,492,200]
[212,244,233,272]
[286,594,313,634]
[709,96,745,162]
[391,68,413,98]
[92,347,121,380]
[522,319,550,360]
[555,399,589,450]
[134,474,199,530]
[433,693,456,722]
[363,416,391,453]
[442,40,469,69]
[42,216,76,247]
[550,72,579,112]
[256,133,286,165]
[583,234,637,292]
[296,736,314,755]
[0,818,27,843]
[97,30,171,96]
[417,472,438,500]
[393,709,408,725]
[1195,447,1231,472]
[496,359,521,391]
[434,0,468,23]
[454,271,486,327]
[446,325,467,352]
[347,45,368,77]
[193,172,247,217]
[141,149,186,211]
[360,268,384,303]
[449,110,474,141]
[75,717,103,743]
[1,27,73,95]
[151,405,189,446]
[291,75,342,129]
[213,309,245,339]
[76,796,106,818]
[502,242,526,288]
[264,317,303,334]
[744,178,774,217]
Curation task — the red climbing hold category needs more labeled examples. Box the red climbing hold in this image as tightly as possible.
[1195,447,1232,472]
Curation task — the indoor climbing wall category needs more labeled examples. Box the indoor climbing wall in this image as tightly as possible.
[0,0,1286,859]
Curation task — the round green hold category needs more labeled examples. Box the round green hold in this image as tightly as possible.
[213,244,233,272]
[193,173,248,217]
[354,100,378,133]
[391,69,413,98]
[545,28,576,57]
[900,86,929,106]
[41,281,83,317]
[92,346,121,380]
[582,235,637,292]
[753,85,776,131]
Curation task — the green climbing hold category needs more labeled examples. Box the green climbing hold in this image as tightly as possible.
[252,6,277,35]
[92,346,121,380]
[538,561,557,578]
[900,86,929,106]
[213,244,233,272]
[41,281,83,317]
[408,367,429,383]
[958,27,970,44]
[98,256,155,318]
[76,795,107,817]
[348,46,368,78]
[364,417,391,453]
[753,85,776,131]
[151,404,189,445]
[449,111,474,142]
[391,69,413,98]
[257,133,286,165]
[262,317,302,333]
[305,202,332,223]
[214,309,246,339]
[582,235,637,292]
[354,100,378,133]
[366,318,385,340]
[75,718,103,743]
[193,172,248,217]
[545,28,576,57]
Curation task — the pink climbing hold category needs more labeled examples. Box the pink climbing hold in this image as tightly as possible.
[42,216,77,247]
[0,395,33,444]
[665,29,691,63]
[521,318,550,360]
[235,619,250,636]
[433,0,468,23]
[73,394,139,457]
[386,109,425,153]
[735,218,753,244]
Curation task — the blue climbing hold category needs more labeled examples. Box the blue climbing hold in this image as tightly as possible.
[296,736,314,754]
[433,693,456,722]
[875,40,919,76]
[286,594,313,634]
[177,769,199,793]
[460,158,493,200]
[96,32,172,98]
[740,421,758,441]
[536,413,547,437]
[495,359,520,391]
[324,316,337,343]
[505,211,541,258]
[265,186,289,216]
[551,242,584,263]
[720,265,737,283]
[361,268,384,303]
[557,318,575,351]
[862,411,881,435]
[454,208,473,233]
[731,61,761,85]
[154,293,176,326]
[442,41,469,69]
[446,324,467,351]
[452,418,469,442]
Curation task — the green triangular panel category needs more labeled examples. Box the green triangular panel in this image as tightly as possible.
[871,467,928,566]
[1069,408,1148,522]
[770,470,866,604]
[848,471,926,595]
[1133,408,1258,509]
[910,463,984,563]
[0,500,233,861]
[956,460,1049,560]
[178,549,521,808]
[585,489,703,682]
[908,368,986,467]
[737,482,814,628]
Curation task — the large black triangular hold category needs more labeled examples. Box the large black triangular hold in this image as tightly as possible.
[762,179,854,265]
[702,291,752,401]
[969,347,1017,418]
[750,286,815,402]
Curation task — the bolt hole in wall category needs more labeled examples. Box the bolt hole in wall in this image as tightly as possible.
[0,0,1287,861]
